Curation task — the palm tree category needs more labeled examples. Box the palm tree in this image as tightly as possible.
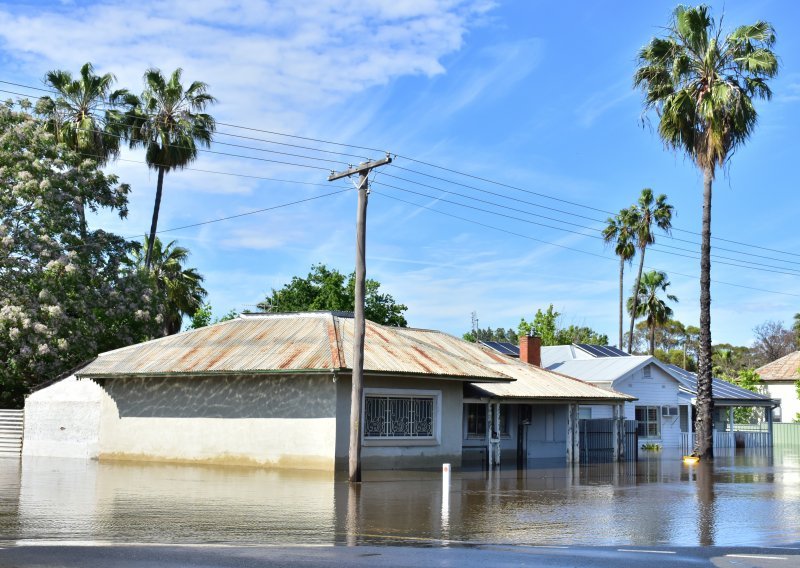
[132,236,207,335]
[127,68,216,269]
[635,5,778,458]
[627,270,678,355]
[626,189,673,353]
[603,206,638,350]
[37,62,130,239]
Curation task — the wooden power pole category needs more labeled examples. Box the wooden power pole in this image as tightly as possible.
[328,154,392,483]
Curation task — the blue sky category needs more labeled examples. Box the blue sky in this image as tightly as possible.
[1,0,799,347]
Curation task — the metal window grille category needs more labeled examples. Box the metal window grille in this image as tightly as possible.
[364,396,434,438]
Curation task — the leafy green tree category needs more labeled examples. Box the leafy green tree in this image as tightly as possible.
[188,303,238,330]
[0,102,161,407]
[627,270,678,355]
[625,189,673,353]
[36,62,130,239]
[463,327,519,344]
[259,264,408,326]
[519,305,607,346]
[793,313,800,348]
[603,206,638,350]
[720,369,765,423]
[635,4,778,457]
[126,68,216,269]
[131,236,207,335]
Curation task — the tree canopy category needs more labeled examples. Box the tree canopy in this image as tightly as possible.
[0,102,162,407]
[518,305,608,347]
[259,264,408,326]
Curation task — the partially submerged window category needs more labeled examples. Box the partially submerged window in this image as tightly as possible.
[364,394,435,439]
[635,405,660,438]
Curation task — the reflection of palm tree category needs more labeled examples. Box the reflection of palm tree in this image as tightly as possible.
[695,461,716,546]
[127,68,216,269]
[635,5,778,458]
[132,236,207,335]
[627,189,673,353]
[603,206,638,350]
[38,62,129,239]
[627,270,677,355]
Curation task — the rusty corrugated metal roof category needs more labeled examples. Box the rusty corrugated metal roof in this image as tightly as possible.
[76,312,632,400]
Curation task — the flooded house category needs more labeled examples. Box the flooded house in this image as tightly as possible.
[482,341,777,449]
[22,312,632,471]
[755,351,800,423]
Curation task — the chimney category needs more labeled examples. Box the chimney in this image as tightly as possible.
[519,334,541,366]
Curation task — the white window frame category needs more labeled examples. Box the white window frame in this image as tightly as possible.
[362,388,441,446]
[635,405,661,439]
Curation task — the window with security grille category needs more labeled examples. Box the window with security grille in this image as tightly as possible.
[364,395,434,438]
[635,406,661,438]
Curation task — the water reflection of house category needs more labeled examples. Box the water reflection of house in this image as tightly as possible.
[481,341,777,449]
[23,312,631,471]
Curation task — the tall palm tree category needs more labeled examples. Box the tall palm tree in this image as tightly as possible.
[127,68,216,269]
[635,5,778,458]
[627,270,678,355]
[603,206,639,350]
[626,189,673,353]
[38,62,129,239]
[132,236,207,335]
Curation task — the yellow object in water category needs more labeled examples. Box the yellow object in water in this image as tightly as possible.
[683,455,700,464]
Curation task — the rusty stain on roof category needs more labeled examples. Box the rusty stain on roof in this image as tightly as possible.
[76,312,631,401]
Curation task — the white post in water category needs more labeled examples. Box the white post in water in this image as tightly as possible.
[441,463,451,536]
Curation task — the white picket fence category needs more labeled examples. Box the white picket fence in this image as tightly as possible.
[0,409,23,457]
[680,430,772,454]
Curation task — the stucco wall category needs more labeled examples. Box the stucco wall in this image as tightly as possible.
[766,382,799,422]
[334,375,464,470]
[22,376,106,459]
[98,374,338,471]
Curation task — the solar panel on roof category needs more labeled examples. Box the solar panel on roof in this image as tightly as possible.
[575,344,629,358]
[480,341,519,357]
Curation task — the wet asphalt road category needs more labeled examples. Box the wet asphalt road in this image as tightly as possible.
[1,543,798,568]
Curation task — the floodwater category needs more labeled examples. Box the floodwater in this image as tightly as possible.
[0,449,798,548]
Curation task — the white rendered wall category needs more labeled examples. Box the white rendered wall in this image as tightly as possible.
[97,374,338,471]
[766,382,799,422]
[22,376,106,459]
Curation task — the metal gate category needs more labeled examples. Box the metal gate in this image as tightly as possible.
[579,419,638,463]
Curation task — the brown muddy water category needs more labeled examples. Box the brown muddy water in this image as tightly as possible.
[0,449,798,548]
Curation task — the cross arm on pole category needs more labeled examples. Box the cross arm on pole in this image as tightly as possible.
[328,154,392,181]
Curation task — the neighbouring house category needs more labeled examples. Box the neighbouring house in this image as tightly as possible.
[756,351,800,422]
[481,341,777,449]
[23,313,632,471]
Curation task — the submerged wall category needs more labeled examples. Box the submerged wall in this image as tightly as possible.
[97,373,338,471]
[22,375,106,459]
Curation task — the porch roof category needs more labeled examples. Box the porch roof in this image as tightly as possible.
[663,364,777,407]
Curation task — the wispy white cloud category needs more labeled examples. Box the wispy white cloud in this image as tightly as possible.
[575,79,636,128]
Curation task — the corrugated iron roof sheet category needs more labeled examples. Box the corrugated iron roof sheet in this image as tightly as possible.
[663,364,775,404]
[755,351,800,382]
[546,356,654,383]
[76,312,631,401]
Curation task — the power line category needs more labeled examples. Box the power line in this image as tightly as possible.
[372,190,800,299]
[4,78,799,262]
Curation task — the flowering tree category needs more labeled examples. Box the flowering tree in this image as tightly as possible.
[0,102,162,407]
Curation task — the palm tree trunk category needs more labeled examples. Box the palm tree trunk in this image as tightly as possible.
[618,258,625,349]
[145,166,166,270]
[627,248,646,353]
[695,167,715,458]
[650,322,656,355]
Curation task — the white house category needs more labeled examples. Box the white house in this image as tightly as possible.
[23,313,631,471]
[756,351,800,422]
[482,341,776,449]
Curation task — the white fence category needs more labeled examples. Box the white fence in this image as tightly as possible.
[680,430,772,454]
[0,409,23,457]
